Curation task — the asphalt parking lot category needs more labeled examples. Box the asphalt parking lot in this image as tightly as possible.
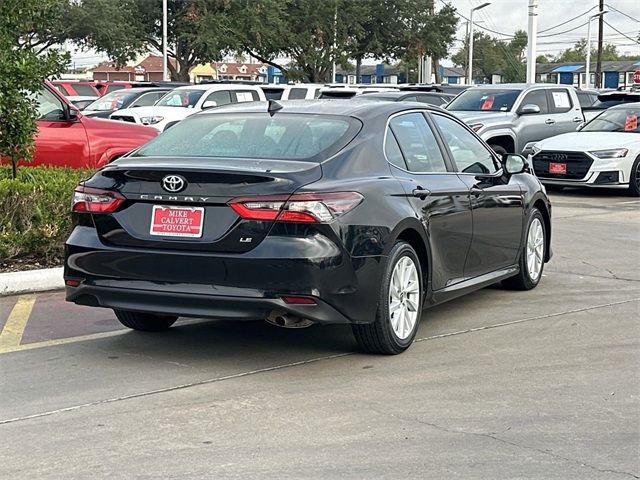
[1,188,639,479]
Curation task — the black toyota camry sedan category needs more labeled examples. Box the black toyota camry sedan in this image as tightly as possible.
[64,100,552,354]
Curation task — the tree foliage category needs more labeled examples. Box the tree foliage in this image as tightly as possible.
[554,39,621,63]
[451,30,528,83]
[0,0,69,179]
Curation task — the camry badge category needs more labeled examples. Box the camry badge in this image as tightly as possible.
[162,175,187,193]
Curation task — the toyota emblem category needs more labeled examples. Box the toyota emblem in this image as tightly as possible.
[162,175,187,193]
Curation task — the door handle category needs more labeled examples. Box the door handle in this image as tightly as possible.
[545,119,556,125]
[411,186,430,199]
[471,186,484,197]
[572,117,583,123]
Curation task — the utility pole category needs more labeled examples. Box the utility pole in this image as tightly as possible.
[162,0,168,81]
[595,0,604,88]
[468,3,491,85]
[526,0,539,84]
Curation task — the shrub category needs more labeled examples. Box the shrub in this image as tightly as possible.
[0,166,93,267]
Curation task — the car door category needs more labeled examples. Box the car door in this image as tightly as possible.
[32,86,89,168]
[546,88,582,134]
[514,88,551,153]
[431,113,524,278]
[386,112,473,290]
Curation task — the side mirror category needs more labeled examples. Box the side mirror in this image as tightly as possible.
[62,103,80,121]
[518,104,541,115]
[202,100,217,109]
[502,154,527,175]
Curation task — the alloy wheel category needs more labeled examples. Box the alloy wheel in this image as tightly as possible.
[388,256,420,340]
[526,218,544,281]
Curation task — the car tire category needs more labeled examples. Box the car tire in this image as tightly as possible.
[629,156,640,197]
[502,208,546,291]
[113,309,178,332]
[352,241,423,355]
[489,144,508,156]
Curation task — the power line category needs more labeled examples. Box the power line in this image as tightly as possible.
[603,20,640,44]
[604,3,640,23]
[538,5,598,33]
[539,21,590,38]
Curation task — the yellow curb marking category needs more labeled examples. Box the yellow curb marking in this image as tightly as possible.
[0,295,37,351]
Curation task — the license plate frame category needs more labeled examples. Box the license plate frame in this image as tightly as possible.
[149,205,205,238]
[548,162,567,175]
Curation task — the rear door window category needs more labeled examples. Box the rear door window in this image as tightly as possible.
[131,91,166,107]
[547,89,573,113]
[389,113,447,173]
[234,90,260,102]
[384,129,407,169]
[288,88,308,100]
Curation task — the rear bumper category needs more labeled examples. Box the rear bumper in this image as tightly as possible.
[65,283,352,324]
[64,225,383,324]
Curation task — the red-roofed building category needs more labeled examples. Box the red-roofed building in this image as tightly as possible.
[215,62,268,82]
[91,55,176,82]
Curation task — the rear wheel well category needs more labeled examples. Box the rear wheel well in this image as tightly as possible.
[396,228,429,286]
[533,199,551,261]
[487,136,515,154]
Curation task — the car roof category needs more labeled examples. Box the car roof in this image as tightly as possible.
[173,83,262,92]
[196,99,446,120]
[105,87,172,94]
[467,83,569,90]
[363,91,449,99]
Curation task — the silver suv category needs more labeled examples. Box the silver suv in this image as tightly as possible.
[446,84,584,156]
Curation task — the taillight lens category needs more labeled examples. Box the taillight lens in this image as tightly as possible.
[72,185,125,213]
[229,192,363,223]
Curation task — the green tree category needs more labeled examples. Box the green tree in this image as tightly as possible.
[70,0,244,81]
[554,39,621,63]
[0,0,69,179]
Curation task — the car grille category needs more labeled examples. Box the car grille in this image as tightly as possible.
[532,151,593,180]
[110,115,137,123]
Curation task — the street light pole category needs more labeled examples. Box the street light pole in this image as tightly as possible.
[525,0,539,84]
[585,10,608,89]
[467,2,491,85]
[162,0,168,81]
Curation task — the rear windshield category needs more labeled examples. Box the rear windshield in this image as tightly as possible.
[447,88,521,112]
[135,113,360,161]
[319,91,357,99]
[73,84,99,97]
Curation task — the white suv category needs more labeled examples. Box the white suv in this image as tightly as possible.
[261,84,324,101]
[110,84,266,132]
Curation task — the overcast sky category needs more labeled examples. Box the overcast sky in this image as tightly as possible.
[69,0,640,69]
[444,0,640,60]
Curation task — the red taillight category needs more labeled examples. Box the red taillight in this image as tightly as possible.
[228,192,363,223]
[281,296,317,305]
[72,185,125,213]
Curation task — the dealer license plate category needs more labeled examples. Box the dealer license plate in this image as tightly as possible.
[548,162,567,175]
[149,206,204,238]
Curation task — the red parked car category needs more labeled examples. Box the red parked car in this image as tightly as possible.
[50,80,101,98]
[28,82,158,168]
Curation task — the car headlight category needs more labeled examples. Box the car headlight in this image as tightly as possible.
[469,123,484,132]
[589,148,629,159]
[140,115,164,125]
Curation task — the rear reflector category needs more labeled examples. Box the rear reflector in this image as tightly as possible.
[281,296,317,305]
[229,192,363,223]
[65,279,81,287]
[72,185,125,213]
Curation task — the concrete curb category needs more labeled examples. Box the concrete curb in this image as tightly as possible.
[0,267,64,296]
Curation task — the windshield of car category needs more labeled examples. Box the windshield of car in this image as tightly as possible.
[72,84,99,97]
[581,107,640,133]
[446,89,521,112]
[156,89,206,108]
[84,90,139,111]
[135,113,360,161]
